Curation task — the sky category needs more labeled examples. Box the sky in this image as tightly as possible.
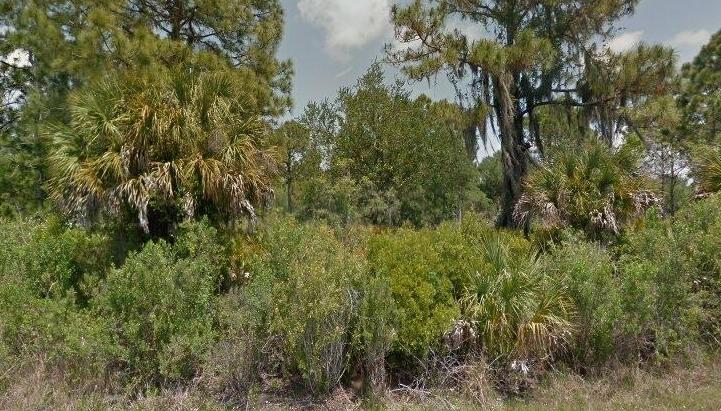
[278,0,721,116]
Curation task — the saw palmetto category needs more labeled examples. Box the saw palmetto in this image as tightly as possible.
[48,67,277,233]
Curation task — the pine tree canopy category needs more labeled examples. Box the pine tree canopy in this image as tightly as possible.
[388,0,676,227]
[1,0,292,121]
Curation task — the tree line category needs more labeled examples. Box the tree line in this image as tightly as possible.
[2,0,719,235]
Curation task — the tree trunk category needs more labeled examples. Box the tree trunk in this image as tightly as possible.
[493,73,528,228]
[286,158,293,213]
[497,128,527,228]
[169,0,183,41]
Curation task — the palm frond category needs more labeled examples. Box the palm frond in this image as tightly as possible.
[694,147,721,194]
[47,67,277,233]
[515,139,657,238]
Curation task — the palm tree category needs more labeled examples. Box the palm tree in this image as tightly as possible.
[692,147,721,195]
[462,231,575,359]
[514,139,658,239]
[48,67,277,235]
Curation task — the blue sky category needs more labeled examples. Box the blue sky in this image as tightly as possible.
[278,0,721,116]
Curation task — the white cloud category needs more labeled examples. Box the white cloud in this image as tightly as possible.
[297,0,391,60]
[666,29,711,49]
[607,31,644,53]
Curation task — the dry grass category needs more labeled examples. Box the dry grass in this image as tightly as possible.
[3,358,721,410]
[382,358,721,411]
[507,359,721,411]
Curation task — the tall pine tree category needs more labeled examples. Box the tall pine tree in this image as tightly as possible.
[388,0,675,227]
[0,0,292,214]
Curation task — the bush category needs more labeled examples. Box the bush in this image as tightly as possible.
[201,289,264,405]
[0,216,111,302]
[368,227,459,358]
[0,217,117,386]
[460,231,575,362]
[617,197,721,358]
[92,220,225,386]
[0,289,118,386]
[354,274,395,395]
[541,239,622,366]
[231,215,389,395]
[6,194,721,401]
[365,215,578,366]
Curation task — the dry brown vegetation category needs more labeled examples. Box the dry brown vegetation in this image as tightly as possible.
[3,356,721,410]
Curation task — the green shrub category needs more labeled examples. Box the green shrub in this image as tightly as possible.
[354,274,395,395]
[542,240,622,365]
[616,258,675,358]
[461,231,575,360]
[0,216,111,303]
[0,284,117,386]
[433,219,488,295]
[364,215,576,363]
[0,217,117,385]
[368,228,459,357]
[617,197,721,358]
[673,196,721,345]
[235,215,383,395]
[202,289,265,405]
[93,220,225,386]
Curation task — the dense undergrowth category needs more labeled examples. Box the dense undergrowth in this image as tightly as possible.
[1,196,721,408]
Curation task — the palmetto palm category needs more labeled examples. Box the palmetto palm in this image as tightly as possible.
[693,147,721,195]
[515,139,657,238]
[462,232,575,359]
[48,67,277,233]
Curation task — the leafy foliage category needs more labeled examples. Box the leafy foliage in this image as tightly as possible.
[1,0,291,121]
[0,217,226,387]
[692,146,721,194]
[388,0,675,227]
[619,196,721,356]
[368,227,460,357]
[1,0,291,217]
[515,138,657,239]
[477,152,503,215]
[0,216,111,302]
[284,64,479,227]
[680,28,721,145]
[48,67,277,235]
[540,239,621,365]
[4,0,721,406]
[92,220,225,385]
[461,230,575,360]
[233,215,390,394]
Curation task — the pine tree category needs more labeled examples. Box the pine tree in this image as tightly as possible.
[680,28,721,145]
[1,0,291,216]
[2,0,291,117]
[388,0,675,228]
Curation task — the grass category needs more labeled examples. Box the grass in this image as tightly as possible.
[382,358,721,411]
[507,360,721,411]
[3,358,721,410]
